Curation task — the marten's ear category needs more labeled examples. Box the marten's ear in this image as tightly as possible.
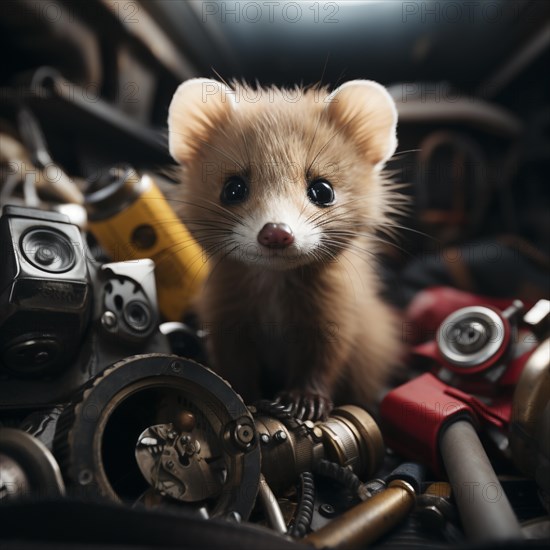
[168,78,235,164]
[325,80,397,168]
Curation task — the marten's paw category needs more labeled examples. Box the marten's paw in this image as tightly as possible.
[275,390,333,422]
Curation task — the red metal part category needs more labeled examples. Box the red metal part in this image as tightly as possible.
[382,287,539,475]
[380,373,474,476]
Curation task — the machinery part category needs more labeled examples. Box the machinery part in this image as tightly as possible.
[357,478,386,502]
[384,295,540,475]
[523,299,550,341]
[0,428,65,501]
[0,454,30,501]
[440,420,523,541]
[0,499,298,550]
[85,166,205,321]
[20,227,76,273]
[159,321,206,362]
[521,516,550,540]
[510,338,550,508]
[135,419,226,504]
[288,472,315,537]
[254,405,384,495]
[381,373,475,475]
[99,260,158,343]
[313,459,361,495]
[416,482,459,536]
[17,107,83,205]
[0,205,91,378]
[437,305,510,371]
[317,406,383,480]
[303,463,423,550]
[20,407,64,451]
[258,474,287,534]
[54,354,261,520]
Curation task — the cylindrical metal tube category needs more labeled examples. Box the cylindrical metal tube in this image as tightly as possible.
[304,479,415,550]
[440,420,523,541]
[258,475,287,534]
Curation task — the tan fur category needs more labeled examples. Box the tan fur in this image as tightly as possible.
[167,79,404,408]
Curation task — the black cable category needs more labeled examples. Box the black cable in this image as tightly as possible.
[288,471,315,538]
[254,400,300,429]
[314,459,362,495]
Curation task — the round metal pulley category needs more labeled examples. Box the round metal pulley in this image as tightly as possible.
[437,306,510,373]
[54,354,261,519]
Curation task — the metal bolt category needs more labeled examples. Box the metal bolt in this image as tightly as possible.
[234,423,254,448]
[260,433,270,445]
[319,503,336,518]
[170,360,182,372]
[180,435,191,444]
[165,460,175,470]
[452,320,488,353]
[78,469,93,485]
[312,426,323,442]
[274,430,287,443]
[101,311,117,330]
[185,442,197,455]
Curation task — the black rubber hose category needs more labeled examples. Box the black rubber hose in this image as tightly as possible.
[314,459,362,495]
[289,472,315,538]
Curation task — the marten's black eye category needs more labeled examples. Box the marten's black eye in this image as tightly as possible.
[307,179,335,206]
[221,176,248,205]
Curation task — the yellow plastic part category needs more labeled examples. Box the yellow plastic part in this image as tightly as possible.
[88,176,207,320]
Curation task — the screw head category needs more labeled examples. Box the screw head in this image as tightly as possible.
[101,310,117,330]
[319,503,336,517]
[234,423,254,448]
[453,320,488,352]
[170,360,182,372]
[274,430,288,443]
[78,469,93,485]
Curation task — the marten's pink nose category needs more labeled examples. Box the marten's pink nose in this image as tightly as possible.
[257,223,294,249]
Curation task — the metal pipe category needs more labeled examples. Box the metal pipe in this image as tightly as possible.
[258,475,287,534]
[303,479,416,550]
[440,420,523,541]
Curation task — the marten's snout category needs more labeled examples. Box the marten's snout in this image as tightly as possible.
[257,223,295,249]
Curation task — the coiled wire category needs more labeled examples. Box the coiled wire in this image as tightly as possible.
[288,472,315,538]
[314,459,362,494]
